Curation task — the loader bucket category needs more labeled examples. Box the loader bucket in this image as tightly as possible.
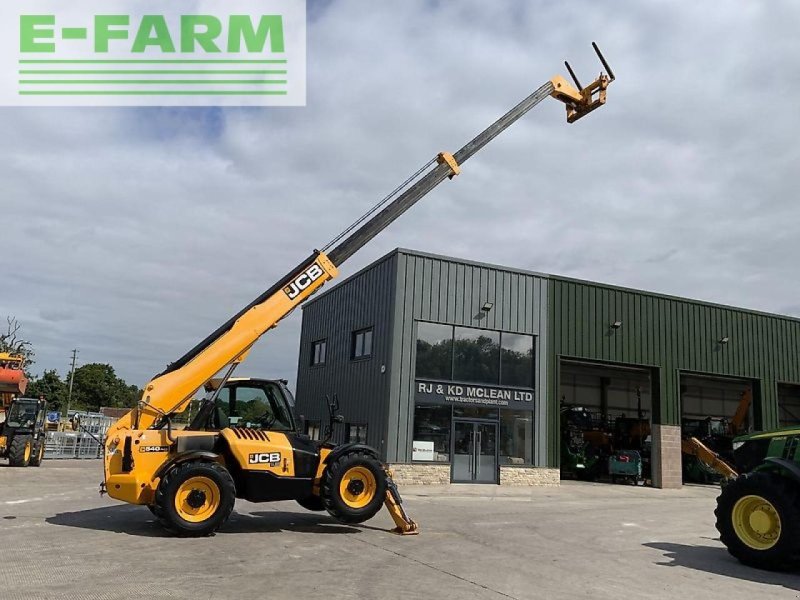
[0,366,27,395]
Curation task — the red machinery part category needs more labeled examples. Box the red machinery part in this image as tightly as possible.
[0,366,27,396]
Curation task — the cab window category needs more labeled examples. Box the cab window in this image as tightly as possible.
[232,383,294,432]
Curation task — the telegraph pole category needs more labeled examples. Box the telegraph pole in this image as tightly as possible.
[65,348,78,417]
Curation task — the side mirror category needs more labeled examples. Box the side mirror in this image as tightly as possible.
[334,415,344,423]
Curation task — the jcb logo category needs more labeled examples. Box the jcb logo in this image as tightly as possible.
[249,452,281,465]
[283,263,324,300]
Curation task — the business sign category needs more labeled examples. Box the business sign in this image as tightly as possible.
[411,440,434,462]
[415,380,534,409]
[0,1,306,106]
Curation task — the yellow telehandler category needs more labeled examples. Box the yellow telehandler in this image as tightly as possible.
[102,44,615,537]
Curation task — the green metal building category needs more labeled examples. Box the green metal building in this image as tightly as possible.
[295,248,800,487]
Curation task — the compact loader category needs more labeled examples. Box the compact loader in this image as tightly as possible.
[0,397,47,467]
[102,45,615,537]
[0,353,46,467]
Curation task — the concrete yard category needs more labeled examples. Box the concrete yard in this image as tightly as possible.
[0,461,797,600]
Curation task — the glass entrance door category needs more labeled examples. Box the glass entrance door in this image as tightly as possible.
[452,420,498,483]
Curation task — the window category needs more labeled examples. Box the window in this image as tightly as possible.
[412,404,451,462]
[351,327,373,359]
[311,339,327,366]
[414,321,535,389]
[454,327,500,385]
[346,423,368,444]
[416,322,453,380]
[499,410,533,465]
[205,383,294,432]
[500,332,534,388]
[234,384,294,431]
[305,420,321,440]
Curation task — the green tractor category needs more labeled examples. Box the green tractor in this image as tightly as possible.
[715,426,800,571]
[0,397,47,467]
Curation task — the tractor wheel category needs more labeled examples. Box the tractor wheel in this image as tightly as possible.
[29,440,45,467]
[296,495,326,512]
[8,435,33,467]
[153,461,236,537]
[321,450,387,524]
[715,471,800,571]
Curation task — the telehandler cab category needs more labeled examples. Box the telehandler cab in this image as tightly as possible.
[102,44,615,537]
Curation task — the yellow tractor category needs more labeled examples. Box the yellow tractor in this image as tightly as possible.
[102,45,615,537]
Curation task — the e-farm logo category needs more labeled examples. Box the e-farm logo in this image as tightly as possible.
[0,1,306,106]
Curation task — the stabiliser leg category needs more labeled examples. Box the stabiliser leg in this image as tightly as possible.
[384,471,419,535]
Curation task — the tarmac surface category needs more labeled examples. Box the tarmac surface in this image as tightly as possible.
[1,460,797,600]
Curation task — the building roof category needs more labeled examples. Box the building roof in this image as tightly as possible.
[303,247,800,324]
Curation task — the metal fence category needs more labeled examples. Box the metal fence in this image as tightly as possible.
[44,413,115,459]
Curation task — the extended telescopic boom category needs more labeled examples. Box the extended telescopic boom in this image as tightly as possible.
[108,44,614,438]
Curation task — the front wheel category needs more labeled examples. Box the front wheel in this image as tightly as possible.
[153,461,236,537]
[8,435,32,467]
[321,451,387,524]
[715,471,800,571]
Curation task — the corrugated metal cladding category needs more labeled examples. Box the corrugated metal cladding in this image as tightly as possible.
[294,253,397,454]
[387,250,549,465]
[548,278,800,464]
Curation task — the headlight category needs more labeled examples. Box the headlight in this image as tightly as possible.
[732,441,744,451]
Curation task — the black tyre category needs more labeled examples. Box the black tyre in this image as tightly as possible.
[29,439,45,467]
[715,471,800,571]
[8,435,33,467]
[296,495,326,512]
[153,461,236,537]
[321,450,387,524]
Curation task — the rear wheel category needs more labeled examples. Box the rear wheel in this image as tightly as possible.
[8,435,32,467]
[153,461,236,537]
[321,450,387,524]
[715,471,800,571]
[29,439,45,467]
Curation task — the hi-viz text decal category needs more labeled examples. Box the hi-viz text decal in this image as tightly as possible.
[415,380,533,409]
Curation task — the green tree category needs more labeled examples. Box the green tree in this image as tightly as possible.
[70,363,141,412]
[26,369,67,410]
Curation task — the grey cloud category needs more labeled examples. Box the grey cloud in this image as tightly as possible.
[38,309,75,323]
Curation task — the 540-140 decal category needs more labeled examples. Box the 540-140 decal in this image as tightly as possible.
[139,445,170,453]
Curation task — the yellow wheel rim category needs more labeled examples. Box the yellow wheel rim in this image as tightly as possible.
[732,494,781,550]
[174,476,220,523]
[339,466,377,509]
[23,441,31,463]
[38,444,44,461]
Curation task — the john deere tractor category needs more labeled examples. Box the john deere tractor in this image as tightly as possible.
[715,426,800,570]
[0,397,47,467]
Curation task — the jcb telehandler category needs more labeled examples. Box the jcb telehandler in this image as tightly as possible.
[102,44,615,537]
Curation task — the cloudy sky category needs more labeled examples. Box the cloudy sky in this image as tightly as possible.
[2,0,799,390]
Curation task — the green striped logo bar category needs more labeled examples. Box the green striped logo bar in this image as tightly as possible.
[2,1,307,106]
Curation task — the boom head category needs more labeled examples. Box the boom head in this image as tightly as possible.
[550,42,615,123]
